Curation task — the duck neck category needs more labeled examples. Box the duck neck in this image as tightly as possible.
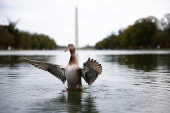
[69,50,78,65]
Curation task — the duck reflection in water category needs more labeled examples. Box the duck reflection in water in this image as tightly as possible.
[31,91,98,113]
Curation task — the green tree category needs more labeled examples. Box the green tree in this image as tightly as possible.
[161,14,170,47]
[120,25,133,48]
[20,31,31,49]
[95,41,103,49]
[0,25,14,49]
[0,20,57,50]
[121,17,157,49]
[151,30,168,48]
[95,14,170,49]
[161,14,170,34]
[5,20,20,49]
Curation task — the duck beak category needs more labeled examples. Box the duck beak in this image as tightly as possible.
[64,47,70,52]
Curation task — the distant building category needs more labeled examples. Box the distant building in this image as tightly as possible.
[75,7,78,48]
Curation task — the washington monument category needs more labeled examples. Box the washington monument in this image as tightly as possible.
[75,7,78,48]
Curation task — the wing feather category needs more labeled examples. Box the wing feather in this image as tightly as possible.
[25,58,66,83]
[79,58,102,86]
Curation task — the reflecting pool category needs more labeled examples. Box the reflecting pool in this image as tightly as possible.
[0,50,170,113]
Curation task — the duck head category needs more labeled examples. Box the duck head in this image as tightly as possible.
[64,44,75,53]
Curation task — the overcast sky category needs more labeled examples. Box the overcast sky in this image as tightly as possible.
[0,0,170,47]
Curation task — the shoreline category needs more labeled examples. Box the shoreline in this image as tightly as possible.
[0,48,170,51]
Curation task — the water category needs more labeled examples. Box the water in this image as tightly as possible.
[0,50,170,113]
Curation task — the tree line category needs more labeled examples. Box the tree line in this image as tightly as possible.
[95,14,170,49]
[0,21,57,50]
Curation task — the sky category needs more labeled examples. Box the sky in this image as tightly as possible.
[0,0,170,47]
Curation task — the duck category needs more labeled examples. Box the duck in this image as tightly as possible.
[25,44,102,91]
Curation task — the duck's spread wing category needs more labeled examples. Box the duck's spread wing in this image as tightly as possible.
[25,58,66,83]
[79,58,102,86]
